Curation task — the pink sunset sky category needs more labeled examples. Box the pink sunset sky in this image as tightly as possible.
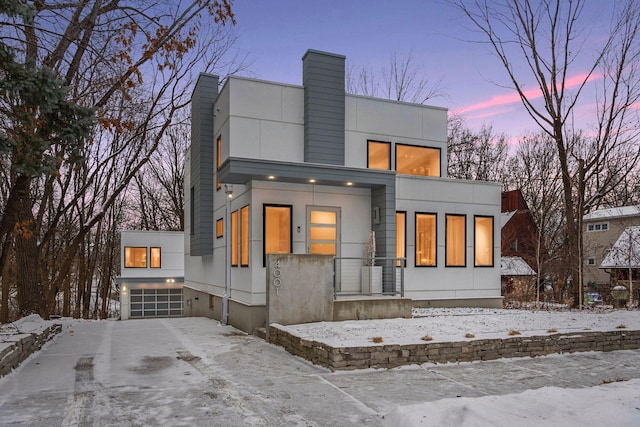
[229,0,619,140]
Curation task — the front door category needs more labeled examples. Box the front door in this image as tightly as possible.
[306,206,340,256]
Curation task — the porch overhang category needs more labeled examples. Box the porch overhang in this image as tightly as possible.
[218,157,396,189]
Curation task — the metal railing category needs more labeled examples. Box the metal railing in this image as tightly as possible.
[332,257,406,299]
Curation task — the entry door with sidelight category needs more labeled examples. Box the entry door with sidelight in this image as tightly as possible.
[306,207,340,256]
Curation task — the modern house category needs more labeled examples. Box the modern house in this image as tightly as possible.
[583,205,640,286]
[115,231,184,320]
[184,49,502,334]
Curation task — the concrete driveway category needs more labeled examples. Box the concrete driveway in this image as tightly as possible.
[1,317,639,426]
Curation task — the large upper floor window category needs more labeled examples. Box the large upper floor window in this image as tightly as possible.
[396,144,440,177]
[446,214,466,267]
[125,247,147,268]
[415,213,436,267]
[368,140,391,170]
[474,216,493,267]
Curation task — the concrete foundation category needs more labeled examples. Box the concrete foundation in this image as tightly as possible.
[333,297,412,321]
[412,297,504,309]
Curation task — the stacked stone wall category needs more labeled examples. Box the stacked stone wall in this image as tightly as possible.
[0,323,62,377]
[269,326,640,370]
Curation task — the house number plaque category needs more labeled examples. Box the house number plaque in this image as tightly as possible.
[273,260,281,295]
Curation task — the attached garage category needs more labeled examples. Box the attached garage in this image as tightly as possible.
[115,230,185,320]
[130,288,184,318]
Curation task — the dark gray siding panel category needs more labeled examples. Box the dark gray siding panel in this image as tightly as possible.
[372,185,397,293]
[302,50,345,166]
[190,73,218,256]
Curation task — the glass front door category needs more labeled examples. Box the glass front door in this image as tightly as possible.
[307,207,340,256]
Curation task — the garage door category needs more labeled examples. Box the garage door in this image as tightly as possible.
[130,288,183,318]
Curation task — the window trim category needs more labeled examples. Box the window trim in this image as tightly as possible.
[415,212,437,268]
[395,143,441,177]
[216,135,222,191]
[445,214,467,267]
[367,140,392,170]
[473,215,494,267]
[124,246,148,268]
[189,186,195,236]
[150,247,162,269]
[216,218,224,238]
[231,209,238,267]
[263,204,293,267]
[396,211,407,267]
[240,205,250,267]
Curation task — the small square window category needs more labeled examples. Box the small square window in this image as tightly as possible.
[216,218,224,238]
[587,257,596,266]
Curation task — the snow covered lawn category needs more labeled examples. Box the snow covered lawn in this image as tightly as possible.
[278,307,640,347]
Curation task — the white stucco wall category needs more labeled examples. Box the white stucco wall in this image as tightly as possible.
[120,231,184,279]
[219,77,304,164]
[396,176,501,300]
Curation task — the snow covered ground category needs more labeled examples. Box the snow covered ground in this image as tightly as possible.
[278,306,640,347]
[1,309,640,426]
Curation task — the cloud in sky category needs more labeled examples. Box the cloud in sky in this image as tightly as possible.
[454,73,599,116]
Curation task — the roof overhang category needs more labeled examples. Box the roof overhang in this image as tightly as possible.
[218,157,396,189]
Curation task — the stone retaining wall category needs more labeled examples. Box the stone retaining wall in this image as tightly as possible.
[0,323,62,377]
[269,326,640,370]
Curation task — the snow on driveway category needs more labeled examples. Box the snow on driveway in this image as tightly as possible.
[1,309,640,426]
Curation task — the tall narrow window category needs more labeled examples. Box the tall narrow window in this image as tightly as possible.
[396,144,441,177]
[240,205,249,266]
[368,140,391,170]
[216,135,222,190]
[189,186,195,235]
[150,247,161,268]
[264,205,292,266]
[474,216,494,267]
[231,210,238,266]
[125,247,147,268]
[216,218,224,238]
[396,212,406,266]
[415,213,436,266]
[446,214,466,267]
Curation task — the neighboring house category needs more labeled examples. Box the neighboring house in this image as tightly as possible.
[600,225,640,288]
[583,205,640,286]
[184,49,501,334]
[115,231,184,320]
[500,256,536,295]
[500,190,542,273]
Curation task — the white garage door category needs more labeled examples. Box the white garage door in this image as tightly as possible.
[130,288,183,318]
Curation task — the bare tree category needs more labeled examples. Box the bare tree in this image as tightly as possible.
[447,115,510,182]
[0,1,238,319]
[452,0,640,306]
[505,133,566,301]
[346,51,445,103]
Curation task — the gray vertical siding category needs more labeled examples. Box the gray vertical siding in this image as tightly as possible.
[302,50,345,166]
[371,185,397,293]
[190,73,218,256]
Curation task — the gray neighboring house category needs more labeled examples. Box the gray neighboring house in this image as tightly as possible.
[600,225,640,287]
[184,49,502,334]
[583,205,640,286]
